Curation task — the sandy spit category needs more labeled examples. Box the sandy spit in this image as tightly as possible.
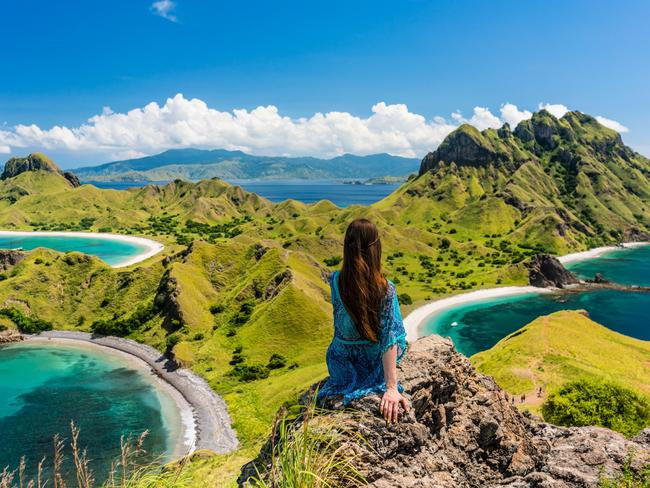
[404,241,649,342]
[0,230,164,268]
[25,331,238,457]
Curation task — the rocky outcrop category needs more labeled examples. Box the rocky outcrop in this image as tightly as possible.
[1,153,81,187]
[63,171,81,187]
[0,328,23,344]
[528,254,580,288]
[0,249,26,270]
[240,335,650,487]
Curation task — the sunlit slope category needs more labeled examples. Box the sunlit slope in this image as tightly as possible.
[471,310,650,412]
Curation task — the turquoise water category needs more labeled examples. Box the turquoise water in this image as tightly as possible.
[0,343,174,482]
[0,234,149,266]
[421,245,650,357]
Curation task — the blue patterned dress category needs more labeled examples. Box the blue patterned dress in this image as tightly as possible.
[318,271,408,405]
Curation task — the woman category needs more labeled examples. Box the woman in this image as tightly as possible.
[318,219,409,423]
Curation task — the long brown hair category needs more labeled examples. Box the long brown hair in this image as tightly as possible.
[338,219,387,342]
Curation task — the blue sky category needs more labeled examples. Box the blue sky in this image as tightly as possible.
[1,0,649,167]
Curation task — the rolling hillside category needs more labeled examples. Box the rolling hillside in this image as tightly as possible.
[0,109,649,484]
[471,310,650,413]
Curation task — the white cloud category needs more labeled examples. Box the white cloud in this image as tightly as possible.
[448,107,503,130]
[500,103,532,127]
[0,97,631,162]
[595,115,629,133]
[0,94,458,160]
[538,103,569,118]
[151,0,177,22]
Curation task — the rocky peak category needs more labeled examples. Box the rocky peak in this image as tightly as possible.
[1,153,81,187]
[240,335,650,487]
[419,124,510,174]
[527,254,580,288]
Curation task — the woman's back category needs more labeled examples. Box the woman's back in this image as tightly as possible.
[319,270,407,405]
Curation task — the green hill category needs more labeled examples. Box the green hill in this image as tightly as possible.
[0,109,649,484]
[72,148,419,182]
[471,310,650,413]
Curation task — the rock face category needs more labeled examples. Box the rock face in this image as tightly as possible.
[0,329,23,344]
[0,249,26,270]
[240,336,650,487]
[528,254,580,288]
[1,153,81,187]
[418,110,625,175]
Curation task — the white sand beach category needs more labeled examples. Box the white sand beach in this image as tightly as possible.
[0,230,164,268]
[404,286,552,342]
[23,331,238,458]
[404,241,649,342]
[558,241,648,264]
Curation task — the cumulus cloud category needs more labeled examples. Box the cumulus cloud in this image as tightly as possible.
[500,103,532,127]
[448,106,503,130]
[595,115,629,133]
[0,97,631,161]
[151,0,177,22]
[538,103,569,118]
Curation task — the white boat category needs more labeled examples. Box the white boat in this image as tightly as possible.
[451,321,459,327]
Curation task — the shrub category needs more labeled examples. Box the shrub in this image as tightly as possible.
[165,333,180,351]
[323,256,343,267]
[231,300,255,326]
[397,293,413,305]
[268,353,287,370]
[230,363,270,382]
[542,379,650,437]
[193,332,204,341]
[0,308,53,334]
[439,238,451,249]
[210,304,225,314]
[91,304,157,337]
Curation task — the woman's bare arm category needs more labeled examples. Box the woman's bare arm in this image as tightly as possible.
[379,345,410,423]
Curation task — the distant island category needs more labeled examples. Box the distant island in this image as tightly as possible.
[72,148,419,182]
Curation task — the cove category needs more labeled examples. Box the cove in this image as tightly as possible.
[0,231,163,267]
[0,342,181,483]
[419,245,650,357]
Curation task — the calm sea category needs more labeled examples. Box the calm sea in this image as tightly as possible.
[0,343,176,483]
[86,180,400,207]
[421,245,650,357]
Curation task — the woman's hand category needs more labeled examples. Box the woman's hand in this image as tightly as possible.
[380,387,410,423]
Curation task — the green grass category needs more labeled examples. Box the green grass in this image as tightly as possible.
[471,310,650,414]
[1,112,649,484]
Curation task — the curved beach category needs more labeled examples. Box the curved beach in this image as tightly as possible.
[24,331,238,457]
[404,241,649,342]
[0,230,164,268]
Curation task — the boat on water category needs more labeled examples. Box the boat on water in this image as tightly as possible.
[451,321,459,327]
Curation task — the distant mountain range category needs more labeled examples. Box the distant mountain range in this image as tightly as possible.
[72,149,420,182]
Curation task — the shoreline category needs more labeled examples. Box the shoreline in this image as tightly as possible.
[0,230,164,268]
[404,241,649,342]
[23,331,238,458]
[558,241,648,265]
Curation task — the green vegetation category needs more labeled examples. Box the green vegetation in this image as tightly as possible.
[0,307,53,333]
[0,110,649,484]
[541,379,650,437]
[600,455,650,488]
[248,401,366,487]
[472,311,650,414]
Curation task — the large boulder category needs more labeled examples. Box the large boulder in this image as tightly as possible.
[240,335,650,487]
[528,254,580,288]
